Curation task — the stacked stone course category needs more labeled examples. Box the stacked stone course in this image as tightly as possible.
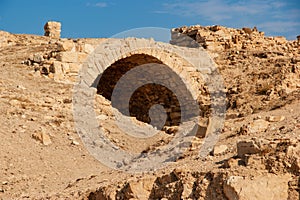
[44,21,61,39]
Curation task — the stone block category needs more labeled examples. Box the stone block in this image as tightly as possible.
[224,174,290,200]
[32,53,44,63]
[237,140,260,157]
[77,52,88,63]
[57,40,75,52]
[49,61,65,81]
[56,52,78,63]
[274,36,287,44]
[84,43,94,54]
[69,63,81,73]
[248,119,269,133]
[44,21,61,39]
[213,144,228,156]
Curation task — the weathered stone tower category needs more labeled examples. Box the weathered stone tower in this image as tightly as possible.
[44,21,61,39]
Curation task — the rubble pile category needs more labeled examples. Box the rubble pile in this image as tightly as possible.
[173,25,300,117]
[23,38,105,83]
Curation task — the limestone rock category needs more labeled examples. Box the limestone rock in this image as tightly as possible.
[163,126,179,134]
[224,174,290,200]
[266,115,285,122]
[223,158,240,168]
[118,178,155,200]
[77,52,88,62]
[88,187,117,200]
[244,154,265,169]
[248,119,269,133]
[210,25,221,32]
[237,140,261,157]
[32,53,44,63]
[84,43,94,54]
[56,52,78,63]
[41,132,52,145]
[274,36,287,44]
[44,21,61,39]
[213,144,228,156]
[0,30,16,47]
[150,172,183,200]
[196,125,207,138]
[71,140,79,145]
[69,63,81,73]
[291,157,300,175]
[49,61,65,81]
[57,40,75,52]
[32,132,52,145]
[286,143,300,174]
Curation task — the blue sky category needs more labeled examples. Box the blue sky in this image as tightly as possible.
[0,0,299,40]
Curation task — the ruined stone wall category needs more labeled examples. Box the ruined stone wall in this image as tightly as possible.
[25,38,105,83]
[171,25,292,52]
[172,25,300,117]
[44,21,61,39]
[76,38,214,127]
[24,23,299,124]
[24,36,213,127]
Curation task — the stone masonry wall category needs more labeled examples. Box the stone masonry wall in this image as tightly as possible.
[24,36,214,127]
[24,24,300,122]
[44,21,61,39]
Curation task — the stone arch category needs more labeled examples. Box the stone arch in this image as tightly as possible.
[73,38,226,169]
[97,53,163,100]
[80,38,211,127]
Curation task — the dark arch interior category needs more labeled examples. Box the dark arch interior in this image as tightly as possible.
[97,54,182,128]
[129,83,181,126]
[97,54,163,101]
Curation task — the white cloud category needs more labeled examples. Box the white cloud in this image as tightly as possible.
[95,2,107,8]
[158,0,300,39]
[160,0,286,22]
[86,2,108,8]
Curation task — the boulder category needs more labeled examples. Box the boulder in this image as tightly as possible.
[224,174,290,200]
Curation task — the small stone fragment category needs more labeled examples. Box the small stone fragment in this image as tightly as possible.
[33,53,44,63]
[119,177,155,199]
[223,158,239,168]
[237,140,260,157]
[244,154,265,169]
[266,115,285,122]
[224,174,290,200]
[57,40,75,52]
[248,119,269,133]
[213,145,228,156]
[56,52,78,63]
[41,132,52,145]
[32,132,52,145]
[163,126,179,134]
[72,140,79,145]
